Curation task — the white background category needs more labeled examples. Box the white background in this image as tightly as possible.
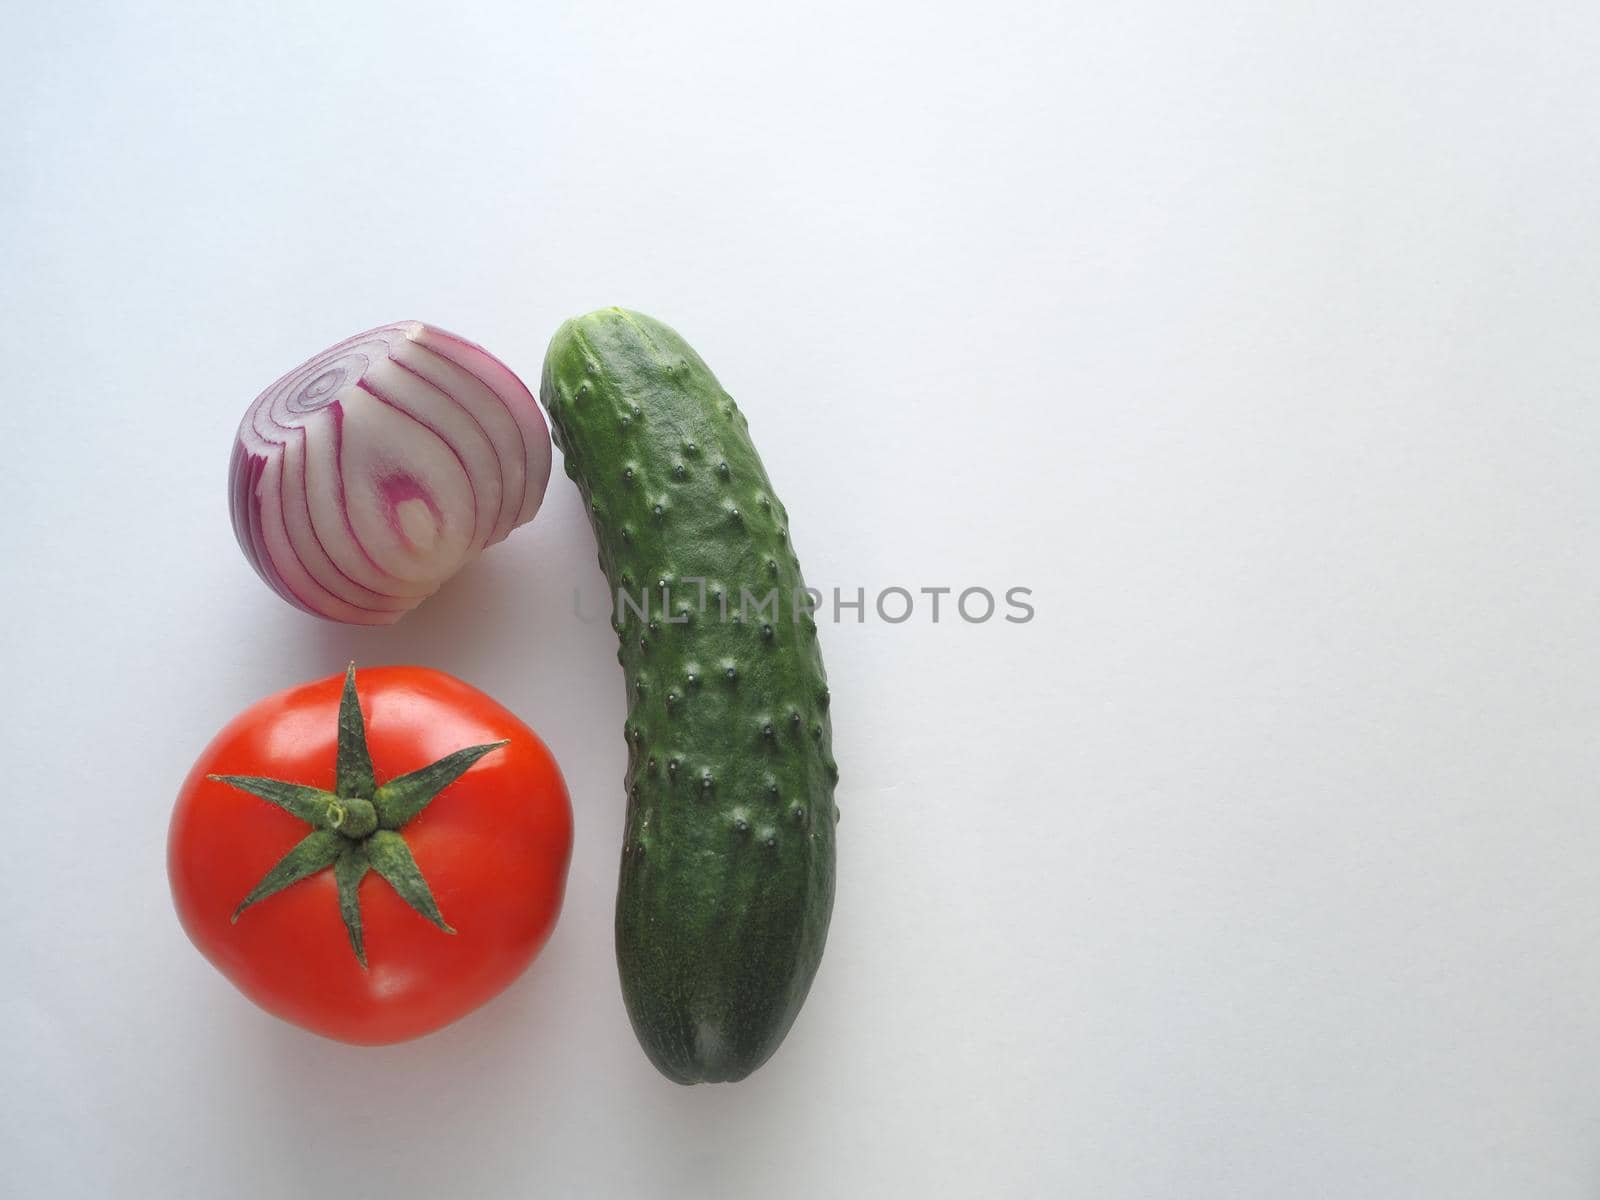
[4,1,1599,1196]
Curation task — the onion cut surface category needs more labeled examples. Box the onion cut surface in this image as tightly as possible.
[229,322,551,625]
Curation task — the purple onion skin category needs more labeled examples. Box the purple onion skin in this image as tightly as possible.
[229,322,552,625]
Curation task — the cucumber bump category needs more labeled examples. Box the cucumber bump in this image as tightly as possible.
[540,309,838,1084]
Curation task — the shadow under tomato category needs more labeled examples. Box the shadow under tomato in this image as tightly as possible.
[212,926,587,1193]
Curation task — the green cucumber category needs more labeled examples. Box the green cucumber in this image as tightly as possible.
[540,309,838,1084]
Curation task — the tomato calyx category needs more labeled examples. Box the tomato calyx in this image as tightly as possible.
[207,664,508,967]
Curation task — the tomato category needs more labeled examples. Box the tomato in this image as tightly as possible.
[168,665,572,1045]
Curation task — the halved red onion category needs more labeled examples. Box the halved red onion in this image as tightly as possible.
[229,322,551,625]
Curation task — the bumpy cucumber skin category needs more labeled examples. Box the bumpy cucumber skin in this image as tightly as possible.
[540,309,838,1084]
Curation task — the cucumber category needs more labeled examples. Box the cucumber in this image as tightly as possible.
[540,309,838,1084]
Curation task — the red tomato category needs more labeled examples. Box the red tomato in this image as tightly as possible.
[169,665,572,1044]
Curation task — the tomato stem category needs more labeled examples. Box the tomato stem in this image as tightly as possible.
[325,796,378,839]
[210,665,506,966]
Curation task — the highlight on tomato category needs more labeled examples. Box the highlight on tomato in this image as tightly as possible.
[168,664,572,1044]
